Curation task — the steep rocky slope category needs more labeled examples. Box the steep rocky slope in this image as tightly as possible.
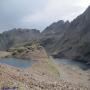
[40,20,70,53]
[40,6,90,64]
[50,6,90,63]
[42,20,69,37]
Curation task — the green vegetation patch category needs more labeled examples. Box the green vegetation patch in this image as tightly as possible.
[38,48,60,77]
[46,57,60,77]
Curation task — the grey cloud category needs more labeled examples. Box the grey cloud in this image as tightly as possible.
[0,0,90,32]
[0,0,47,32]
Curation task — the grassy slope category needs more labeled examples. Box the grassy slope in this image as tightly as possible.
[42,49,60,77]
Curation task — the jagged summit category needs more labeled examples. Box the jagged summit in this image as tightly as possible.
[42,20,70,35]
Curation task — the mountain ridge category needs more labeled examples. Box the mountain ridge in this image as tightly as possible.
[0,28,40,50]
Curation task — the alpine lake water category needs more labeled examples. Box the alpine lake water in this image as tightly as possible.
[0,57,90,70]
[0,58,34,68]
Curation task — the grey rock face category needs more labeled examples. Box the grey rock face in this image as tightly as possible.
[40,6,90,64]
[42,20,70,38]
[0,28,40,50]
[52,6,90,63]
[40,20,70,53]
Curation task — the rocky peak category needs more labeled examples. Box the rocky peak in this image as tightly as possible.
[42,20,70,35]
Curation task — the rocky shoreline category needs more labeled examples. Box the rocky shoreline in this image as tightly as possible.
[0,51,11,58]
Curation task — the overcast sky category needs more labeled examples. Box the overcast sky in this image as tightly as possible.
[0,0,90,32]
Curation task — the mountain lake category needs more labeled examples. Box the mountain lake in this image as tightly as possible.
[0,58,34,68]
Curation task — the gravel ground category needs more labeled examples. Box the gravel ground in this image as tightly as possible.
[0,50,90,90]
